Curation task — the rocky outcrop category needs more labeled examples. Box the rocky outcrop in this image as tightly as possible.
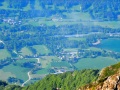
[102,74,120,90]
[79,63,120,90]
[96,74,120,90]
[80,73,120,90]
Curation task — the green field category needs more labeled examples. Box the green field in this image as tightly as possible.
[0,56,61,82]
[74,56,120,70]
[36,68,49,74]
[68,37,86,41]
[0,70,15,81]
[0,49,11,60]
[2,58,37,82]
[16,58,37,64]
[0,1,20,10]
[51,61,71,68]
[71,5,81,10]
[87,47,102,51]
[35,56,61,74]
[23,16,120,29]
[36,59,71,74]
[32,45,51,55]
[20,47,33,56]
[93,21,120,29]
[3,64,30,82]
[64,12,92,21]
[63,48,78,52]
[39,56,60,68]
[0,1,12,10]
[24,16,91,27]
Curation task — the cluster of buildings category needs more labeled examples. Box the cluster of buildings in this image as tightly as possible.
[58,50,79,63]
[2,18,22,25]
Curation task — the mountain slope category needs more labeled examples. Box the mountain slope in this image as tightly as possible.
[80,62,120,90]
[23,69,99,90]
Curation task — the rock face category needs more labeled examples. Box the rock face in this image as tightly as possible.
[94,74,120,90]
[80,72,120,90]
[79,63,120,90]
[101,74,120,90]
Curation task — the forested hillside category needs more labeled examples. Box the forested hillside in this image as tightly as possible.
[23,69,99,90]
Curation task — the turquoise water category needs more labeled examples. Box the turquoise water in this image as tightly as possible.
[97,38,120,52]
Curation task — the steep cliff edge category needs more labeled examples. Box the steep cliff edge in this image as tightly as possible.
[80,62,120,90]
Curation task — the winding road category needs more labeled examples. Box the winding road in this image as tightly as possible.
[22,71,31,87]
[21,58,40,87]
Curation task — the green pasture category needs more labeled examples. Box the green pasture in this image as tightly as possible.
[3,64,30,82]
[93,21,120,29]
[0,49,11,60]
[15,58,37,65]
[36,68,49,74]
[32,45,51,55]
[0,70,16,81]
[20,47,33,56]
[63,48,78,52]
[39,56,60,68]
[51,61,71,68]
[64,12,92,21]
[68,37,86,41]
[74,56,120,70]
[88,47,102,51]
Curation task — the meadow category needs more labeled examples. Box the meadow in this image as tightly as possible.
[74,56,120,70]
[51,61,71,68]
[36,56,61,74]
[2,58,37,83]
[0,70,15,81]
[3,64,30,82]
[32,45,51,55]
[0,49,11,60]
[68,37,86,41]
[20,47,33,56]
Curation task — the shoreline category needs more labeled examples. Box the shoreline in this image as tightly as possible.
[92,39,101,45]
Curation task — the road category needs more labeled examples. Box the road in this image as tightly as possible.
[22,58,40,87]
[21,71,31,87]
[36,58,40,63]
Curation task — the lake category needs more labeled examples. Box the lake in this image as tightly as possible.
[97,38,120,52]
